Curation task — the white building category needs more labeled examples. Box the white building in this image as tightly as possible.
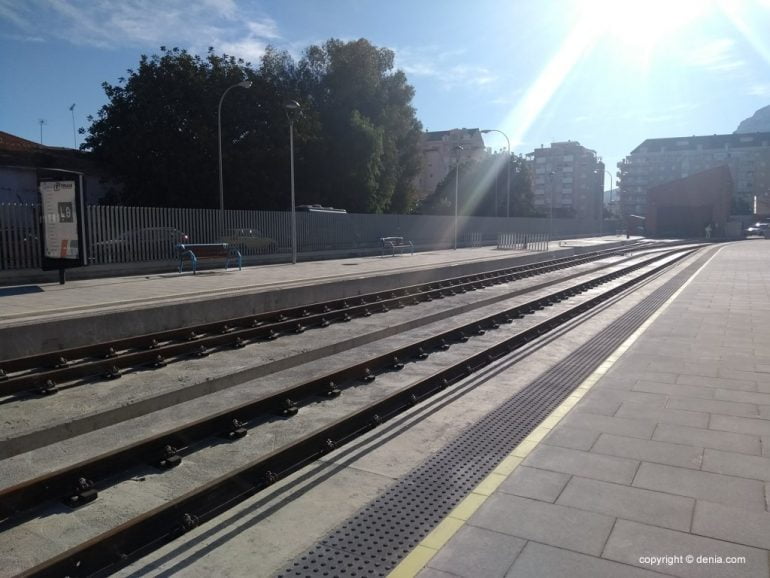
[617,132,770,217]
[416,129,486,200]
[525,141,604,220]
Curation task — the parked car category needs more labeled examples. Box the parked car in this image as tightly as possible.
[222,228,277,253]
[744,222,769,237]
[91,227,189,262]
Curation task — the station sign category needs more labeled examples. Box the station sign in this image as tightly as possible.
[37,169,88,283]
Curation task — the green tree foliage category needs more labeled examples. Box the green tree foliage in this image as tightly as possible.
[418,153,535,217]
[86,47,271,208]
[294,39,422,213]
[84,40,422,213]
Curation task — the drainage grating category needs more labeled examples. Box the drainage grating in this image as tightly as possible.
[279,248,714,578]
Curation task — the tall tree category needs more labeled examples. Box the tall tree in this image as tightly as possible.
[296,39,423,213]
[85,47,272,208]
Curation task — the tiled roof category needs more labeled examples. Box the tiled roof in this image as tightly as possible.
[0,131,42,153]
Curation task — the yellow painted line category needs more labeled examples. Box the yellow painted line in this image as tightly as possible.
[494,455,523,476]
[420,517,466,549]
[474,472,508,496]
[511,439,539,458]
[448,492,488,520]
[388,246,723,578]
[523,425,550,443]
[389,545,437,578]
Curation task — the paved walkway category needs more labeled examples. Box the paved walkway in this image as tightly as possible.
[395,241,770,578]
[0,237,621,326]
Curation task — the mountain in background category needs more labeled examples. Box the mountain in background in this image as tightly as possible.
[735,105,770,133]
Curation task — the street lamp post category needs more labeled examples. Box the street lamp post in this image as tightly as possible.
[285,100,301,264]
[480,129,511,218]
[217,80,252,238]
[454,145,464,250]
[548,171,555,250]
[69,104,77,148]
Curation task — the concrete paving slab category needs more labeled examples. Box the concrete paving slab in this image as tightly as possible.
[592,433,703,470]
[633,380,716,400]
[469,494,615,556]
[506,541,669,578]
[522,445,638,485]
[676,374,758,392]
[424,526,526,578]
[713,389,770,405]
[665,397,760,418]
[559,411,657,439]
[497,466,571,503]
[541,426,599,451]
[582,388,669,407]
[556,476,694,531]
[701,448,770,481]
[652,423,762,455]
[603,519,769,578]
[571,397,622,416]
[692,500,770,549]
[416,568,457,578]
[632,462,766,510]
[709,414,770,436]
[614,403,709,428]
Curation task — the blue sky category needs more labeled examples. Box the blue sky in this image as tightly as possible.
[2,0,770,189]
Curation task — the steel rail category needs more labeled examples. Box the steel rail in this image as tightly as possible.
[0,247,693,523]
[0,245,645,398]
[18,246,698,578]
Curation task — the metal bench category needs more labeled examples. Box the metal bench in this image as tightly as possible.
[177,243,242,274]
[380,236,414,257]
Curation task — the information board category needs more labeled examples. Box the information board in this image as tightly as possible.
[37,169,87,282]
[40,180,80,259]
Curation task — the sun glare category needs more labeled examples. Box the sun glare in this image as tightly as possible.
[589,0,707,52]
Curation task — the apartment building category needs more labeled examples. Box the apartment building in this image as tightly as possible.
[525,141,604,220]
[617,132,770,217]
[416,129,486,200]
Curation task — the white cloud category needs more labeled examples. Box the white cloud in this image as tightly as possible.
[394,45,497,90]
[686,38,745,72]
[0,0,280,60]
[748,83,770,97]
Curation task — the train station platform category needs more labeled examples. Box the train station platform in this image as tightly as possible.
[0,236,635,360]
[387,240,770,578]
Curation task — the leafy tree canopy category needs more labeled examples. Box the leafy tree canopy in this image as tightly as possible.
[84,40,423,213]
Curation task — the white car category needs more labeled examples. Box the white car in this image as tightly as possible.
[744,222,769,237]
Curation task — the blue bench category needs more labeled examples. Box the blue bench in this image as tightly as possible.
[177,243,242,274]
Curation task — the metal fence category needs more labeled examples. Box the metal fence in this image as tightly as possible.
[497,232,549,252]
[0,203,601,271]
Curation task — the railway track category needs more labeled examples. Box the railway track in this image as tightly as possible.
[0,242,656,399]
[0,242,705,577]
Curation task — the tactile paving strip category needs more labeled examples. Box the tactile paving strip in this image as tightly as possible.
[279,248,714,578]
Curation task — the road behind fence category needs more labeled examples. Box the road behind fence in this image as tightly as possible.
[0,203,600,272]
